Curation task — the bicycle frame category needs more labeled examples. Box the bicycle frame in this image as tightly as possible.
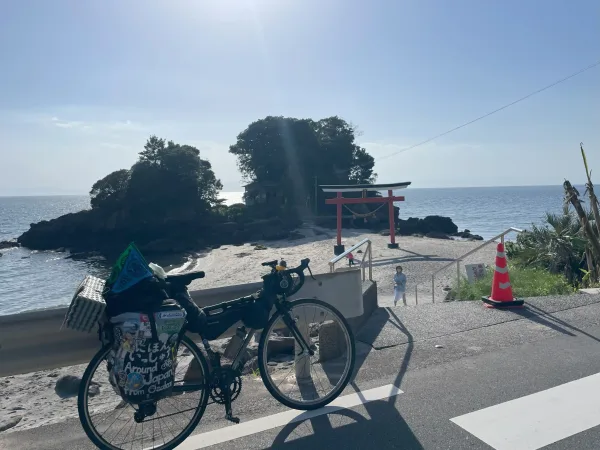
[170,294,314,396]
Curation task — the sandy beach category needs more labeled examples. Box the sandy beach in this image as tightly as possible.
[0,225,498,434]
[184,225,498,305]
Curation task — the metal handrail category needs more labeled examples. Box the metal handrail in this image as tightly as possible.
[415,227,523,304]
[329,238,373,281]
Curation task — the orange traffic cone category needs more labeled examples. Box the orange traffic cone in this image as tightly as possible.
[481,242,524,308]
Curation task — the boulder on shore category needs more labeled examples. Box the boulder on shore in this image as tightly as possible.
[54,375,100,399]
[397,215,459,236]
[0,415,23,433]
[425,231,452,240]
[452,229,484,241]
[0,239,20,250]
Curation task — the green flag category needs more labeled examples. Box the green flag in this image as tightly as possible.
[106,242,153,294]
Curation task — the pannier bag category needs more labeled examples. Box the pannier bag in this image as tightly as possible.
[103,243,188,403]
[107,302,187,403]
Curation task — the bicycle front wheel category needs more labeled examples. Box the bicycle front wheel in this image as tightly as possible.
[257,298,356,410]
[77,334,210,450]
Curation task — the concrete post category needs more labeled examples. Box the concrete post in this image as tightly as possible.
[294,313,311,381]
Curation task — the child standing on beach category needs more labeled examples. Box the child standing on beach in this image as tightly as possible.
[394,265,407,306]
[347,251,356,266]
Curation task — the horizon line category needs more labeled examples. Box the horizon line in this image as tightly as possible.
[0,182,586,198]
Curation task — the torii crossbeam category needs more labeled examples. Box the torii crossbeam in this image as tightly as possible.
[321,181,412,255]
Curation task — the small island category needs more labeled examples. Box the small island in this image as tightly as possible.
[14,116,481,259]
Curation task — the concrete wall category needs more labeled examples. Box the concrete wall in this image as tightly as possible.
[347,280,377,332]
[0,270,376,377]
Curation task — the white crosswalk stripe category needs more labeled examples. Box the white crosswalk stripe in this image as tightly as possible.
[450,372,600,450]
[170,384,403,450]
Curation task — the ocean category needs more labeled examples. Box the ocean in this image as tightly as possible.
[0,186,574,315]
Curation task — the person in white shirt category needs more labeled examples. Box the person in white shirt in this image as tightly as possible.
[393,265,407,306]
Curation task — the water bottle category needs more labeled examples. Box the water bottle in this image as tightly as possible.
[223,326,246,359]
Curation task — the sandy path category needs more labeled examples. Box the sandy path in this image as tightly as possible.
[187,226,498,304]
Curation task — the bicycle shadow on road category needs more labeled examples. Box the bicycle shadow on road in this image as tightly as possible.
[352,307,414,382]
[270,307,423,449]
[270,398,423,449]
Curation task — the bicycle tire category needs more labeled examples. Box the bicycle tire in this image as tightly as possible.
[77,334,210,450]
[257,298,356,410]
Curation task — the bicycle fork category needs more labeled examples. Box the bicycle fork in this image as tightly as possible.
[279,308,315,359]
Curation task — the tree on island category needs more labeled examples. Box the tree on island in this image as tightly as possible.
[18,136,224,255]
[90,136,223,215]
[229,116,377,218]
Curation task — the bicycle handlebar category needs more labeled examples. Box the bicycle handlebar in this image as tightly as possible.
[261,258,313,297]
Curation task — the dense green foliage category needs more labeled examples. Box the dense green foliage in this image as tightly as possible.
[90,136,223,217]
[229,115,376,214]
[453,264,575,300]
[506,206,596,286]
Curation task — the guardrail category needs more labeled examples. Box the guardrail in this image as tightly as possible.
[415,227,523,304]
[329,238,373,281]
[0,271,372,378]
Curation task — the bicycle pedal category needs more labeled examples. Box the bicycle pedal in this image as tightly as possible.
[226,414,240,424]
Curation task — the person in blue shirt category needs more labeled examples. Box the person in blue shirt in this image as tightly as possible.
[394,265,407,306]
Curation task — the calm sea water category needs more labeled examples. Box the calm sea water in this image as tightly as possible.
[397,185,571,240]
[0,186,575,315]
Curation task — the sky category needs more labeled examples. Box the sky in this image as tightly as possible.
[0,0,599,196]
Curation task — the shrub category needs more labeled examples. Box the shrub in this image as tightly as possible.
[452,264,575,300]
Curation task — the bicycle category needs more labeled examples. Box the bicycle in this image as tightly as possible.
[77,258,357,450]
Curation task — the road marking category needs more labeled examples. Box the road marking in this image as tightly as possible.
[174,384,403,449]
[450,371,600,450]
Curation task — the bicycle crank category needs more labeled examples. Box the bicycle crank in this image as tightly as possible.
[209,368,242,405]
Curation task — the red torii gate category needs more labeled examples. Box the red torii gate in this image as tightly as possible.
[321,182,412,255]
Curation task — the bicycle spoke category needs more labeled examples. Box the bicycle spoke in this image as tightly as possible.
[80,336,209,449]
[260,300,355,409]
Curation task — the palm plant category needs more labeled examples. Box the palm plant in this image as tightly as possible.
[507,205,588,284]
[507,144,600,287]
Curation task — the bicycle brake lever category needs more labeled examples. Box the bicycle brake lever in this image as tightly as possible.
[307,265,316,280]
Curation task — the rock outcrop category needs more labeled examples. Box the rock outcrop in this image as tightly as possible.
[397,215,459,236]
[452,229,484,241]
[0,239,20,250]
[17,207,297,257]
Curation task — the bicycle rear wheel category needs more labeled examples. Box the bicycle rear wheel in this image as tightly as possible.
[77,334,209,450]
[257,298,356,410]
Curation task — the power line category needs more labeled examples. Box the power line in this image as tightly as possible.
[375,59,600,163]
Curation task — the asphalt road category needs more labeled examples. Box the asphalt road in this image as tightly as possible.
[4,296,600,450]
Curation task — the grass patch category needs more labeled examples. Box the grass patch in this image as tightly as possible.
[452,264,576,300]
